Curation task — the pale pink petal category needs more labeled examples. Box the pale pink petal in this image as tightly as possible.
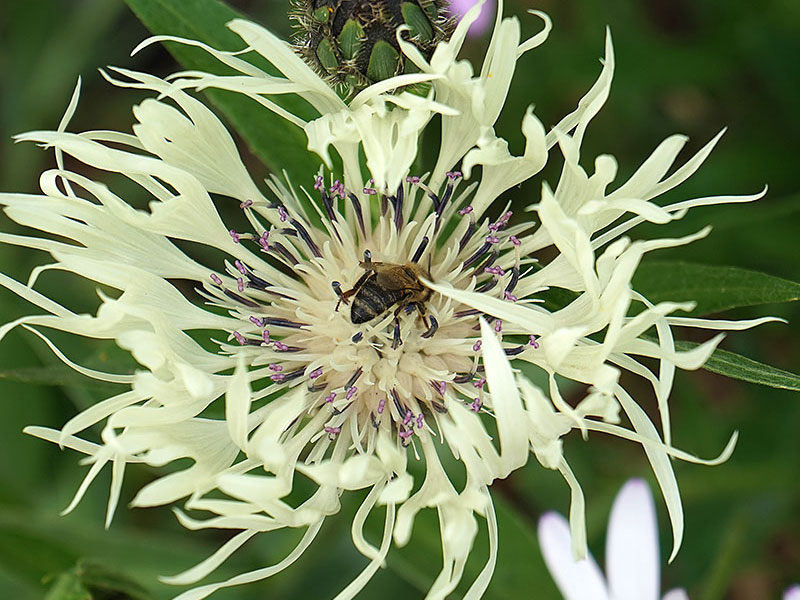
[784,585,800,600]
[606,479,660,600]
[538,512,610,600]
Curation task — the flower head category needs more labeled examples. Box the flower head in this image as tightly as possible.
[538,479,689,600]
[0,1,773,598]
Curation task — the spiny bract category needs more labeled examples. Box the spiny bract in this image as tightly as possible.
[291,0,454,91]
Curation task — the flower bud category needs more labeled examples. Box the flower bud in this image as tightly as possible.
[291,0,454,91]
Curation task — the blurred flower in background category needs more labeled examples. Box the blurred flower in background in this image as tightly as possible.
[538,479,689,600]
[448,0,495,37]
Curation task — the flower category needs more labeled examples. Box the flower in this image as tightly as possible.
[538,479,689,600]
[448,0,494,36]
[786,586,800,600]
[0,1,774,599]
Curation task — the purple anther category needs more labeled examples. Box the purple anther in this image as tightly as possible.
[504,291,518,302]
[240,199,253,209]
[277,206,288,222]
[274,341,289,352]
[377,398,386,414]
[229,230,240,243]
[473,378,486,389]
[270,373,285,382]
[250,316,264,327]
[416,413,424,429]
[436,380,446,395]
[471,398,482,412]
[269,364,283,372]
[484,265,505,276]
[237,277,245,293]
[262,329,271,344]
[494,320,503,333]
[330,180,346,199]
[232,331,246,345]
[406,175,421,184]
[399,428,413,441]
[363,186,377,195]
[314,175,324,190]
[324,426,341,435]
[324,392,336,403]
[447,171,462,180]
[210,273,223,286]
[459,205,473,216]
[528,335,540,349]
[509,235,521,246]
[403,410,413,426]
[235,260,246,274]
[346,386,357,400]
[309,368,323,379]
[486,235,500,244]
[473,340,482,352]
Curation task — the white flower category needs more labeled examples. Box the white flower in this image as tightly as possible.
[0,1,775,599]
[538,478,689,600]
[786,586,800,600]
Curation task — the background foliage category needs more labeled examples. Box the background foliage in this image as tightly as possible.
[0,0,798,598]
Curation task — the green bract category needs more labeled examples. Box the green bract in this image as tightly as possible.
[291,0,454,91]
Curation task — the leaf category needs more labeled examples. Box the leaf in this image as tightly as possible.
[44,571,91,600]
[675,341,800,391]
[123,0,322,188]
[633,261,800,315]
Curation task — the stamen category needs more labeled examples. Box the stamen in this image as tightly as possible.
[344,368,363,390]
[392,320,402,349]
[416,413,425,429]
[314,175,324,191]
[240,199,253,209]
[377,398,386,414]
[271,373,285,382]
[473,378,486,389]
[320,190,338,223]
[472,340,482,352]
[351,331,363,343]
[308,381,327,392]
[210,273,223,286]
[453,372,473,384]
[462,241,491,269]
[471,398,482,412]
[250,316,264,327]
[237,277,245,292]
[233,331,246,345]
[324,426,341,437]
[283,368,305,382]
[324,392,336,403]
[509,235,521,246]
[421,315,438,338]
[458,205,473,216]
[411,236,429,264]
[363,179,377,195]
[475,278,497,293]
[486,235,500,245]
[346,386,358,400]
[505,266,520,295]
[258,231,270,251]
[394,183,404,229]
[262,329,271,344]
[309,368,323,379]
[270,242,300,266]
[402,410,413,426]
[454,308,481,319]
[484,265,504,276]
[277,206,289,222]
[269,363,283,371]
[290,218,322,258]
[224,289,260,308]
[263,317,306,329]
[529,335,540,349]
[229,230,241,243]
[273,341,289,351]
[504,291,518,302]
[458,218,477,253]
[245,271,273,292]
[406,175,420,184]
[347,193,366,237]
[431,401,448,414]
[234,260,247,274]
[446,170,462,180]
[504,345,526,356]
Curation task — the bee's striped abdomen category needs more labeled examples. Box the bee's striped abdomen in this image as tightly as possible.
[350,275,405,324]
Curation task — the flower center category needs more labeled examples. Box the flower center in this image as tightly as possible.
[208,173,539,449]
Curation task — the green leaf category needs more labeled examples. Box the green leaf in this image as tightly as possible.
[123,0,322,188]
[44,571,91,600]
[675,341,800,391]
[633,261,800,315]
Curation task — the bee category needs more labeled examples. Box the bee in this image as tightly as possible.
[333,250,438,348]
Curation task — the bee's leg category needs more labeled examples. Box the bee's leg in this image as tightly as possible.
[421,314,438,338]
[333,268,372,311]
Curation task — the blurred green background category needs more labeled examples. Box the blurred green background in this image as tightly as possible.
[0,0,798,598]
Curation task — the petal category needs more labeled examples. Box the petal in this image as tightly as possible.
[662,589,690,600]
[537,512,610,600]
[606,479,660,600]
